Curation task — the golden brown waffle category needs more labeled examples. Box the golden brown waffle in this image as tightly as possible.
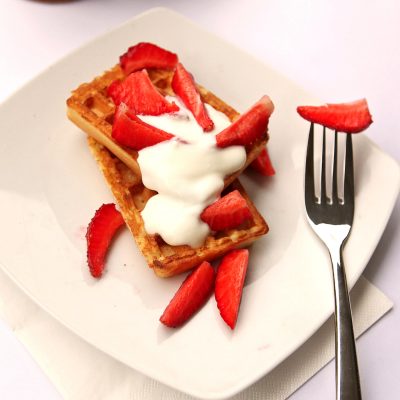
[66,65,269,277]
[66,65,269,186]
[87,136,268,277]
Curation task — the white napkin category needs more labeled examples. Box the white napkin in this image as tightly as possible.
[0,269,392,400]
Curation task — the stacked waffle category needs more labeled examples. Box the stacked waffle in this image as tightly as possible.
[66,44,273,279]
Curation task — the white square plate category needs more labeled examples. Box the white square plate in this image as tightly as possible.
[0,8,399,399]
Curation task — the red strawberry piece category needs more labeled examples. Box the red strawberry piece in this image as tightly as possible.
[120,42,178,75]
[112,103,174,150]
[107,79,124,100]
[251,146,276,176]
[215,249,249,329]
[160,261,215,328]
[297,98,373,133]
[107,70,179,115]
[86,204,125,278]
[216,96,274,148]
[200,190,252,231]
[171,62,214,131]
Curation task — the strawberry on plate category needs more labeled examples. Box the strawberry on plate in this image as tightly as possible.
[297,98,373,133]
[171,62,214,132]
[215,249,249,329]
[120,42,178,75]
[201,190,252,231]
[216,96,274,148]
[107,70,179,115]
[251,146,275,176]
[160,261,215,328]
[112,103,174,150]
[86,203,125,278]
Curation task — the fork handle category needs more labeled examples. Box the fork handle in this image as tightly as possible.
[328,244,362,400]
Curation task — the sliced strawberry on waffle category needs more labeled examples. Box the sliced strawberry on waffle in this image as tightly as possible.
[251,146,275,176]
[120,42,178,75]
[86,203,125,278]
[216,96,274,148]
[201,190,252,231]
[160,261,215,327]
[107,79,124,102]
[112,103,174,150]
[171,62,214,131]
[297,98,373,133]
[107,70,179,115]
[215,249,249,329]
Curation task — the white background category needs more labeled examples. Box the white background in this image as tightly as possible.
[0,0,399,399]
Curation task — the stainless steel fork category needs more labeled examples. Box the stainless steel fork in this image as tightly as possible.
[305,123,362,400]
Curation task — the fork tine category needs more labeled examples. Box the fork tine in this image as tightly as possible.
[305,123,316,203]
[320,127,327,204]
[344,134,355,206]
[332,131,339,203]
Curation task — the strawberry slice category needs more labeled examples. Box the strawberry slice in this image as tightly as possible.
[297,98,373,133]
[112,103,174,150]
[86,204,125,278]
[107,79,124,101]
[250,146,275,176]
[107,70,179,115]
[171,62,214,131]
[120,42,178,75]
[216,96,274,148]
[200,190,252,231]
[160,261,215,327]
[215,249,249,329]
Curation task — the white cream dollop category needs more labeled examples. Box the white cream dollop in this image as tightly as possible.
[137,97,246,247]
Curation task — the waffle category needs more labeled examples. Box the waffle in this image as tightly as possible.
[67,65,269,277]
[87,136,268,277]
[66,65,269,186]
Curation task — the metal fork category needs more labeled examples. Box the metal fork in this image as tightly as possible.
[305,123,362,400]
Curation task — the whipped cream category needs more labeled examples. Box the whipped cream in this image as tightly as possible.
[137,97,246,247]
[139,96,228,144]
